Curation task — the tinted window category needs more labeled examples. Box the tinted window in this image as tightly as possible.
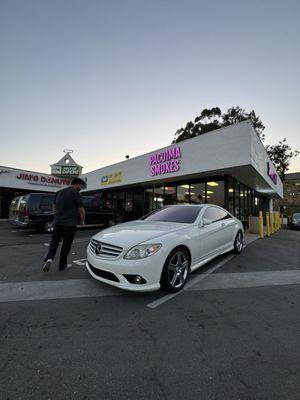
[203,207,221,223]
[142,205,201,223]
[28,195,42,211]
[218,208,231,220]
[40,195,55,210]
[293,213,300,219]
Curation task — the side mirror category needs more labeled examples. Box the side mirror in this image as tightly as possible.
[202,218,212,226]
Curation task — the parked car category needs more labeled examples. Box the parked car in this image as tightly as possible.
[12,193,117,233]
[9,196,24,225]
[86,204,244,293]
[290,213,300,230]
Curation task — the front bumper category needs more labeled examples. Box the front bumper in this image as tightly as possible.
[86,245,164,292]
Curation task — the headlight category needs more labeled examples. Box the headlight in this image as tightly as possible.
[124,244,162,260]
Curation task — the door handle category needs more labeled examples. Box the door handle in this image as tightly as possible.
[221,222,226,227]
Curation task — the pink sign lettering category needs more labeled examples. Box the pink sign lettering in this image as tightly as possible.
[267,162,277,184]
[149,147,182,176]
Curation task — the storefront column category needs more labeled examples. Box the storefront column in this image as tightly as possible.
[269,198,273,212]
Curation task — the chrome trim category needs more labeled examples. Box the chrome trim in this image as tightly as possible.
[89,239,123,259]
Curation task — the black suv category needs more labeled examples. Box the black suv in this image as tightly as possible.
[14,193,117,233]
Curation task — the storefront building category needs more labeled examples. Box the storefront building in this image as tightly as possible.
[82,121,283,227]
[0,167,71,218]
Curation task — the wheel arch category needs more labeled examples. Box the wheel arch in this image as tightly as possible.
[165,244,192,267]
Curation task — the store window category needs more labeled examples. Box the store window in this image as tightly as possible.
[125,191,133,212]
[206,180,224,207]
[177,184,190,204]
[132,188,144,219]
[154,186,164,209]
[190,183,205,204]
[164,185,176,205]
[117,191,125,216]
[145,187,154,214]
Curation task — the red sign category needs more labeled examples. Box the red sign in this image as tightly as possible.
[16,173,71,186]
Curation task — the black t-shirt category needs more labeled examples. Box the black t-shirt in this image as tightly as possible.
[53,187,84,226]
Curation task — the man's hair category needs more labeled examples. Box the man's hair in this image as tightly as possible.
[71,177,86,187]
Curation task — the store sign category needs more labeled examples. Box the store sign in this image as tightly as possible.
[101,171,122,186]
[16,173,71,186]
[51,165,80,175]
[149,146,182,176]
[267,162,277,184]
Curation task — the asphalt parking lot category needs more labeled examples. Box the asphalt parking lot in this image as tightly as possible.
[0,221,299,400]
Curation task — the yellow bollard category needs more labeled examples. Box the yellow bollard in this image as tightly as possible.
[259,210,264,238]
[266,212,271,236]
[270,212,274,234]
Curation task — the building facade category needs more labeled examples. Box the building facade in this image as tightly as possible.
[0,121,283,223]
[0,166,71,218]
[81,121,283,227]
[275,172,300,216]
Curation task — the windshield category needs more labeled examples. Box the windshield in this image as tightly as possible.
[142,205,202,223]
[293,213,300,218]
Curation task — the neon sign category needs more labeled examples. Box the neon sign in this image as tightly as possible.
[149,147,182,176]
[267,162,277,184]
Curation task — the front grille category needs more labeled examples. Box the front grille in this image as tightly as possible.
[88,262,119,282]
[89,239,123,258]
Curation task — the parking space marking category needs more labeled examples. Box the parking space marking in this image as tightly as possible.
[0,279,125,303]
[147,254,234,309]
[187,270,300,291]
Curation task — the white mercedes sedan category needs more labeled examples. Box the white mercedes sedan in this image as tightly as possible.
[86,204,244,292]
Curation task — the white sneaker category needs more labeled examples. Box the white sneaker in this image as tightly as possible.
[43,259,52,272]
[60,264,72,271]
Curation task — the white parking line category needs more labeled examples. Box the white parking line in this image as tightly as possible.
[147,254,234,309]
[0,279,124,303]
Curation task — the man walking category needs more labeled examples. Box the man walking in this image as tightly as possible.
[43,177,86,272]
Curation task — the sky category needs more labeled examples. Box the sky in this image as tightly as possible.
[0,0,299,174]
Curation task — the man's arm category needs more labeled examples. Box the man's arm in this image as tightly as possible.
[79,207,85,225]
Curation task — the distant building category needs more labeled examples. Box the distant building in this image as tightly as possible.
[276,172,300,216]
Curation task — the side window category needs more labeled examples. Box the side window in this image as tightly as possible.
[203,207,221,223]
[217,208,231,221]
[40,196,55,210]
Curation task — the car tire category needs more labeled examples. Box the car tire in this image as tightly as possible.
[160,247,190,292]
[41,220,54,233]
[233,230,243,254]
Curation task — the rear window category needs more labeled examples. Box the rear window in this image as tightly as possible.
[142,205,202,223]
[40,195,55,210]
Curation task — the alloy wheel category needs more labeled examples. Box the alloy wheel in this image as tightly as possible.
[168,251,189,289]
[45,221,54,233]
[235,231,243,253]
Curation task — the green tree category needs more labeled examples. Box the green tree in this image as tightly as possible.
[172,106,265,143]
[265,139,299,180]
[172,106,298,179]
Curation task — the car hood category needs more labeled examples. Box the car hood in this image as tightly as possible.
[92,220,190,250]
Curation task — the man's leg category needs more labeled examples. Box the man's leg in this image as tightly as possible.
[43,225,63,272]
[59,226,77,270]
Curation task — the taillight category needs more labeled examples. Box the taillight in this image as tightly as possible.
[24,207,29,217]
[16,210,19,216]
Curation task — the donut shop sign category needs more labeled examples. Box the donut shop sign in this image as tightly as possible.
[149,146,182,176]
